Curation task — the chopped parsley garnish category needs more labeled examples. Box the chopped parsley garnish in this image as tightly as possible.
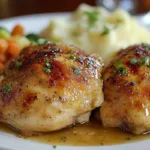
[61,136,67,142]
[76,55,80,61]
[141,43,150,51]
[130,58,139,65]
[86,63,91,68]
[100,77,103,80]
[69,55,75,59]
[2,85,12,92]
[20,54,24,59]
[52,145,57,149]
[45,58,51,68]
[147,63,150,68]
[43,67,51,73]
[113,61,122,68]
[141,56,149,66]
[141,43,149,48]
[113,61,127,76]
[15,61,22,68]
[26,33,39,42]
[71,31,80,37]
[43,58,51,74]
[126,137,131,140]
[101,26,110,36]
[38,38,49,45]
[69,49,74,54]
[74,66,82,74]
[116,67,127,76]
[85,11,99,26]
[116,18,123,23]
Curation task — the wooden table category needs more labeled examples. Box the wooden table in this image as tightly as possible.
[0,0,150,19]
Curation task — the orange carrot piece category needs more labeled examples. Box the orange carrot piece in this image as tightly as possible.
[0,39,8,53]
[7,39,21,57]
[11,24,24,36]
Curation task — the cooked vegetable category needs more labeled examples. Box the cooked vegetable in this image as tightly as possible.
[7,39,21,57]
[11,25,24,36]
[0,27,11,40]
[0,39,8,53]
[26,33,39,42]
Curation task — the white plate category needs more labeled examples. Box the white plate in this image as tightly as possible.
[0,13,150,150]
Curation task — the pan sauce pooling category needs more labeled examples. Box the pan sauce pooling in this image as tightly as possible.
[1,119,150,146]
[41,4,150,65]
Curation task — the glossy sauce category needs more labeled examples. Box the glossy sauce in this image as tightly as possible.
[0,119,150,146]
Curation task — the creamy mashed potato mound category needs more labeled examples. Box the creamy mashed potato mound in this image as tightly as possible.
[41,4,150,65]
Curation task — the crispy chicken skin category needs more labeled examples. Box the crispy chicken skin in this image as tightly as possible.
[101,43,150,134]
[0,42,104,135]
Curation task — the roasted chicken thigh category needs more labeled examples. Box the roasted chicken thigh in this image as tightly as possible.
[101,43,150,134]
[0,42,104,135]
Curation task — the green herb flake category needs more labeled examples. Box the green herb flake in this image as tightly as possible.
[147,63,150,68]
[76,55,80,61]
[43,67,51,74]
[69,55,75,59]
[86,63,91,68]
[45,58,50,63]
[26,33,39,42]
[126,137,131,140]
[52,145,57,149]
[130,58,139,65]
[2,85,12,92]
[43,58,51,73]
[74,66,82,74]
[15,61,22,68]
[116,18,123,23]
[114,61,122,68]
[85,11,99,26]
[20,54,24,59]
[141,56,149,66]
[69,49,74,54]
[61,136,67,142]
[141,43,149,48]
[116,67,127,76]
[101,26,110,36]
[100,77,103,80]
[38,38,49,45]
[71,31,80,37]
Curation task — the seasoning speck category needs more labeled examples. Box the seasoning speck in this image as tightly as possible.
[52,145,57,149]
[2,85,12,92]
[130,82,136,86]
[74,66,82,74]
[61,136,67,142]
[15,61,22,68]
[101,26,110,36]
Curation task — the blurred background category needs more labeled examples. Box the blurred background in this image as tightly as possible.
[0,0,150,19]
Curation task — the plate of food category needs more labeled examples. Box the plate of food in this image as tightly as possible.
[0,3,150,150]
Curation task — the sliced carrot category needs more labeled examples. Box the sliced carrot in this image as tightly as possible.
[11,24,24,36]
[7,39,21,57]
[0,39,8,53]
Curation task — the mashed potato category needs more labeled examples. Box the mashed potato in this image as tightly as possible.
[41,4,150,65]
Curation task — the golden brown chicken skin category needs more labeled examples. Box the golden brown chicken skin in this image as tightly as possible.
[101,43,150,134]
[0,42,104,136]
